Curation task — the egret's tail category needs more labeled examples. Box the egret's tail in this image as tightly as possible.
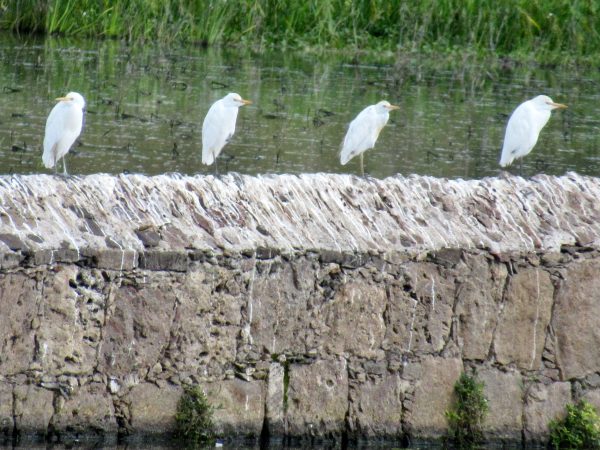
[499,154,513,168]
[42,145,56,169]
[339,147,353,165]
[202,148,215,166]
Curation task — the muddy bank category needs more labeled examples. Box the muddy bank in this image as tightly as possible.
[1,173,599,445]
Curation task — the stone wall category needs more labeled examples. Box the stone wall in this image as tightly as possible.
[1,173,600,445]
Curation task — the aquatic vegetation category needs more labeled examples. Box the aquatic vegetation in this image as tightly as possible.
[1,1,600,62]
[445,372,488,447]
[549,401,600,449]
[175,385,216,445]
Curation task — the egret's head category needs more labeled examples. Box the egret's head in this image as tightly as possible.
[533,95,567,111]
[224,92,252,107]
[57,92,86,109]
[376,100,400,113]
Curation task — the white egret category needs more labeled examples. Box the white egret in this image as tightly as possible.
[499,95,567,169]
[202,92,252,172]
[340,100,400,176]
[42,92,86,176]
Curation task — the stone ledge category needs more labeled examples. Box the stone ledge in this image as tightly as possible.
[0,173,597,265]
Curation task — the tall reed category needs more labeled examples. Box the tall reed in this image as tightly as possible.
[1,0,599,60]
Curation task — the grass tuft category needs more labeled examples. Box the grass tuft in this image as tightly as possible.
[445,372,488,448]
[549,401,600,449]
[175,385,216,446]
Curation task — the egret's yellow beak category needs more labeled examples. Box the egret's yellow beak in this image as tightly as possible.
[387,104,400,111]
[56,96,71,102]
[549,101,567,110]
[240,98,252,106]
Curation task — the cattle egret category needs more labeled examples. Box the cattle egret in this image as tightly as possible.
[340,100,400,176]
[499,95,567,169]
[42,92,86,176]
[202,92,252,173]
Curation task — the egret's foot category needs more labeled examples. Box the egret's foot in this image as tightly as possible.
[364,173,376,181]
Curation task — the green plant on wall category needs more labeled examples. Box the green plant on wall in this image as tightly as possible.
[175,385,216,446]
[549,400,600,449]
[445,372,488,447]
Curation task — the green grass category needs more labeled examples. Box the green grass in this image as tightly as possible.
[174,385,216,446]
[1,1,600,62]
[549,401,600,449]
[445,372,488,447]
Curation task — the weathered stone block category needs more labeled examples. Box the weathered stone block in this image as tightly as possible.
[385,263,455,355]
[582,389,600,413]
[167,268,241,378]
[0,251,23,269]
[455,254,506,360]
[404,356,463,439]
[127,383,182,434]
[0,233,26,251]
[14,385,54,434]
[524,382,571,442]
[286,358,348,437]
[494,268,554,370]
[0,382,13,438]
[100,278,177,376]
[347,373,403,438]
[36,266,101,375]
[89,249,137,270]
[52,247,80,263]
[0,273,38,375]
[553,259,600,380]
[479,368,523,440]
[203,379,265,437]
[135,228,161,248]
[266,362,285,436]
[52,383,118,434]
[139,250,188,272]
[321,281,386,359]
[32,249,53,266]
[249,258,315,355]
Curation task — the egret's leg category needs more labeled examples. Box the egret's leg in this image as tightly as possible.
[63,156,69,177]
[214,157,219,176]
[360,153,365,177]
[518,158,523,177]
[53,155,58,175]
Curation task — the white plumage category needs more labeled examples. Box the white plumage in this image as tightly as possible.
[499,95,567,168]
[340,100,400,175]
[42,92,85,175]
[202,92,252,169]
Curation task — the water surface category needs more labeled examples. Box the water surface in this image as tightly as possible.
[0,34,598,179]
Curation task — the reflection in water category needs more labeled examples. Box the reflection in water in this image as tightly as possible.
[0,444,261,450]
[0,34,597,179]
